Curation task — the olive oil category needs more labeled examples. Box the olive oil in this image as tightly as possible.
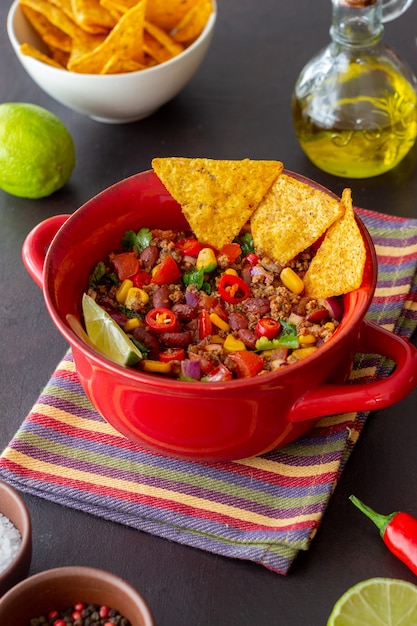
[292,0,417,178]
[292,61,417,178]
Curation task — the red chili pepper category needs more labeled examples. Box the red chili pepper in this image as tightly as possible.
[350,495,417,576]
[255,317,281,339]
[227,350,264,378]
[151,255,182,285]
[132,270,151,288]
[159,348,185,362]
[198,309,212,339]
[176,238,204,257]
[218,274,251,304]
[145,308,179,334]
[220,242,242,263]
[111,251,139,281]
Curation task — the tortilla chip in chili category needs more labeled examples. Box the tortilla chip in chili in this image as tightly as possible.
[251,173,343,265]
[303,188,366,298]
[152,157,283,250]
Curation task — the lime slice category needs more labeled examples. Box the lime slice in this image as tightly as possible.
[82,293,142,367]
[327,578,417,626]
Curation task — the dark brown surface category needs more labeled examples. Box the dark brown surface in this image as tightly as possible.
[1,1,417,623]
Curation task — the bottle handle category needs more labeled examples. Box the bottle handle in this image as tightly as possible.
[382,0,414,22]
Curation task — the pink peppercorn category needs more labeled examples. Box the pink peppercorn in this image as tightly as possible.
[53,620,66,626]
[48,610,59,619]
[100,605,110,618]
[74,602,85,611]
[72,610,83,620]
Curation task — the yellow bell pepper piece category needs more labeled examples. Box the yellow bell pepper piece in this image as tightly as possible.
[223,334,246,353]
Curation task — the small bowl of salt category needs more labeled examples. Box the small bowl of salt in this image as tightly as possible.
[0,480,32,597]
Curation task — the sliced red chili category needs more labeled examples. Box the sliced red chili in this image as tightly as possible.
[218,274,251,304]
[220,243,242,263]
[111,251,139,281]
[132,270,151,288]
[198,309,212,339]
[159,348,185,362]
[151,255,181,285]
[176,238,204,257]
[255,317,281,339]
[227,351,264,378]
[145,308,179,334]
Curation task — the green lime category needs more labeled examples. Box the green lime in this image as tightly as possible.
[327,578,417,626]
[82,293,143,367]
[0,102,75,199]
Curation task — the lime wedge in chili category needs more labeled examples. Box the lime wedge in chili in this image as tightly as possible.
[82,293,142,367]
[327,577,417,625]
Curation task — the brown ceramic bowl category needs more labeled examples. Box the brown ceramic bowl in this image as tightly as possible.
[0,565,154,625]
[0,481,32,598]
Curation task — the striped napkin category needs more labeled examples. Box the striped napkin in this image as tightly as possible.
[1,208,416,575]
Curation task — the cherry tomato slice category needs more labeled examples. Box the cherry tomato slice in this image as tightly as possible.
[177,238,204,257]
[255,317,281,339]
[218,274,251,304]
[159,348,185,362]
[220,243,242,263]
[145,308,179,334]
[227,351,264,378]
[204,363,233,382]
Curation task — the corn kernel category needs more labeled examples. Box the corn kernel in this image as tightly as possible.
[280,267,304,295]
[324,322,335,330]
[125,287,149,308]
[223,334,246,353]
[141,359,171,374]
[116,279,133,304]
[298,334,316,345]
[224,268,238,276]
[196,247,217,272]
[209,312,230,332]
[291,346,318,360]
[124,317,142,332]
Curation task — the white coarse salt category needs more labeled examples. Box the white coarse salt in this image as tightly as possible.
[0,512,21,573]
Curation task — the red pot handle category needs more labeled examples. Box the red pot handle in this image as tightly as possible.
[289,319,417,423]
[22,215,70,288]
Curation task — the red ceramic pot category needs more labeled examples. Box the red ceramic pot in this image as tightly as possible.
[22,170,417,461]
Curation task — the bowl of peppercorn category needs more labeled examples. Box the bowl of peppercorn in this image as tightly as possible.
[0,565,154,625]
[0,480,32,598]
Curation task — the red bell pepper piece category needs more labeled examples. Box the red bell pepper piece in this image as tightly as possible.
[111,251,139,281]
[198,309,212,339]
[255,317,281,340]
[145,308,179,334]
[218,274,251,304]
[220,243,242,263]
[151,255,181,285]
[350,495,417,576]
[227,350,264,378]
[132,270,151,288]
[176,238,204,257]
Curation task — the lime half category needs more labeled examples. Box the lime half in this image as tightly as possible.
[82,293,142,367]
[327,578,417,626]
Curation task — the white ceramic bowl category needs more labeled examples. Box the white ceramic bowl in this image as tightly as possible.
[7,0,217,124]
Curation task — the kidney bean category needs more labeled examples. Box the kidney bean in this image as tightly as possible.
[306,308,330,323]
[243,298,271,315]
[172,303,197,322]
[237,328,258,349]
[133,326,161,358]
[159,331,193,348]
[228,311,249,330]
[152,285,171,309]
[139,245,159,268]
[240,264,252,286]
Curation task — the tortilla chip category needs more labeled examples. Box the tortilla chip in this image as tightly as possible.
[20,0,84,39]
[71,0,116,34]
[251,174,344,265]
[20,5,72,52]
[144,21,184,58]
[146,0,201,31]
[172,0,213,44]
[152,157,283,250]
[143,30,174,64]
[303,188,366,298]
[100,54,146,73]
[67,0,146,73]
[20,42,66,67]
